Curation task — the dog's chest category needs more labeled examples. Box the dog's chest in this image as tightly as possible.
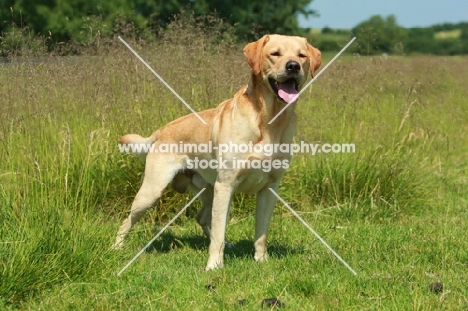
[230,140,292,194]
[234,159,287,193]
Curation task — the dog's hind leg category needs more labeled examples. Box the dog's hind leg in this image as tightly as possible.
[195,184,214,238]
[195,184,234,249]
[205,181,235,270]
[112,154,183,249]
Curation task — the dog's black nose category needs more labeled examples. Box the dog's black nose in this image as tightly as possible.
[286,61,301,72]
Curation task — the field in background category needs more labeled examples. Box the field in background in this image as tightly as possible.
[1,25,468,309]
[306,24,468,56]
[309,26,466,41]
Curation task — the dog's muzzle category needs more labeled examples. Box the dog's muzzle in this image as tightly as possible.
[269,77,299,104]
[268,60,304,104]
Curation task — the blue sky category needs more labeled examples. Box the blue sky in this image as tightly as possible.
[299,0,468,29]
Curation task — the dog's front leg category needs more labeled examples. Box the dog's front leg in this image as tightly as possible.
[254,183,280,262]
[205,181,234,270]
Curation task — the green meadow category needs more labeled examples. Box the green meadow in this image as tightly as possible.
[1,27,468,309]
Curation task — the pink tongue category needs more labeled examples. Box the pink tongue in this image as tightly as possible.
[277,80,298,104]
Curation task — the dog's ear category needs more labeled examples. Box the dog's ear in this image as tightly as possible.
[306,42,322,77]
[243,35,270,75]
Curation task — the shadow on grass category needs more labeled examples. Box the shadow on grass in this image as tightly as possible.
[144,231,305,259]
[145,231,209,253]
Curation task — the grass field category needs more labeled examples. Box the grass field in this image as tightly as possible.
[435,29,462,39]
[1,27,468,310]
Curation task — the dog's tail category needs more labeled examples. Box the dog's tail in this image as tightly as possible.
[118,133,158,157]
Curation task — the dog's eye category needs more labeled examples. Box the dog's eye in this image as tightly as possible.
[270,51,280,57]
[299,53,307,58]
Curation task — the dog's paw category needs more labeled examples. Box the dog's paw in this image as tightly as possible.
[205,256,224,271]
[111,240,124,250]
[254,252,269,263]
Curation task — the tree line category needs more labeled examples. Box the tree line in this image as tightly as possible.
[0,0,467,57]
[0,0,314,49]
[310,15,468,56]
[349,15,468,55]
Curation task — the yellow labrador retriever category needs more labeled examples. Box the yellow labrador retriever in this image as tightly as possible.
[113,34,321,270]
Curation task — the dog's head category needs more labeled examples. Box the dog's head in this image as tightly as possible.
[243,34,321,104]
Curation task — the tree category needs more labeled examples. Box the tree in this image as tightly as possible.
[461,26,468,41]
[352,15,407,55]
[1,0,316,42]
[134,0,317,39]
[208,0,317,39]
[404,27,435,54]
[0,0,146,42]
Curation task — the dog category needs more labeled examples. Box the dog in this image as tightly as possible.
[113,34,321,270]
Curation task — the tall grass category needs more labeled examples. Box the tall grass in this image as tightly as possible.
[281,55,461,220]
[1,16,467,308]
[0,16,243,305]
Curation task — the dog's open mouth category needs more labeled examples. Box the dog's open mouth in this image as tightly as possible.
[269,78,299,104]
